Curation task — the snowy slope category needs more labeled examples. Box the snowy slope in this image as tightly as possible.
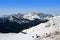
[0,12,53,40]
[33,16,60,40]
[0,16,60,40]
[22,16,60,40]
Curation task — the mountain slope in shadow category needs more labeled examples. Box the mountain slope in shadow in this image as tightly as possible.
[0,18,48,33]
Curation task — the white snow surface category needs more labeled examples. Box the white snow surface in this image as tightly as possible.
[23,13,40,20]
[0,16,60,40]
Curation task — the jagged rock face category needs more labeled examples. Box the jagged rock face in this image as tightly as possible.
[0,12,53,33]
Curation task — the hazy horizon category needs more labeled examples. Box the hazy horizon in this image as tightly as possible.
[0,0,60,16]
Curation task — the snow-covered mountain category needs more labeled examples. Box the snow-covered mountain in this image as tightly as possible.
[23,13,40,20]
[1,12,53,22]
[0,15,60,40]
[0,12,53,33]
[0,12,60,40]
[21,16,60,40]
[23,12,53,20]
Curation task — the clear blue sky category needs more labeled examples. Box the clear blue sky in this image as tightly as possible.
[0,0,60,16]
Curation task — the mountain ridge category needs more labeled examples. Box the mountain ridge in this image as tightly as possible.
[0,12,53,33]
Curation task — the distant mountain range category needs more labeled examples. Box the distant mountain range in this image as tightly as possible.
[0,12,53,33]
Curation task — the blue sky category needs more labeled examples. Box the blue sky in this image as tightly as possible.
[0,0,60,16]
